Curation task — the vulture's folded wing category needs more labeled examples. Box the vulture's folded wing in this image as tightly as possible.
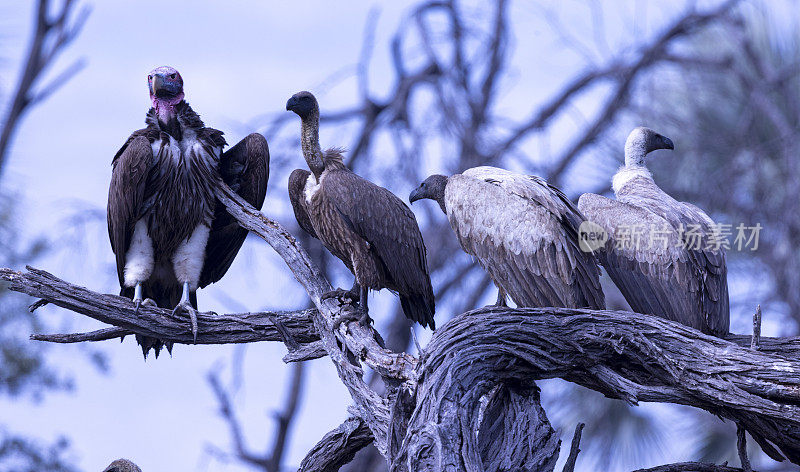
[288,168,318,238]
[578,192,728,335]
[448,167,604,309]
[324,170,434,310]
[200,133,269,287]
[108,135,154,287]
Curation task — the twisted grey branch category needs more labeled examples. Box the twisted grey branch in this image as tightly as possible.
[299,417,375,472]
[397,307,800,469]
[0,266,319,346]
[5,181,800,469]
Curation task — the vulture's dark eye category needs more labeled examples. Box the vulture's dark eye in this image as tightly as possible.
[148,75,152,81]
[170,73,177,79]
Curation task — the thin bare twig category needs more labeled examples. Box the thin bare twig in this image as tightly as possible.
[561,423,585,472]
[0,0,90,180]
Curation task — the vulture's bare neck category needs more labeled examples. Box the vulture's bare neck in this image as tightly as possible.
[300,110,325,178]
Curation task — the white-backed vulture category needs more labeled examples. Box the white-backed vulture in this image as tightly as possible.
[286,91,435,328]
[578,127,729,336]
[410,166,605,309]
[108,66,270,357]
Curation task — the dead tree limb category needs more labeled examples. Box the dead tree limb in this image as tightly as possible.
[6,181,800,468]
[631,463,749,472]
[0,0,90,179]
[561,423,584,472]
[299,417,375,472]
[0,266,319,346]
[396,307,800,469]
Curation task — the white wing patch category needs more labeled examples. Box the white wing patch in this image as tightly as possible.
[171,224,210,290]
[124,219,154,287]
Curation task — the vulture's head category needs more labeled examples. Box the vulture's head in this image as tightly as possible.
[410,174,449,214]
[148,66,184,110]
[286,91,318,120]
[625,127,674,166]
[102,459,142,472]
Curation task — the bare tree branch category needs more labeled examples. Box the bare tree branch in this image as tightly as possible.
[299,417,375,472]
[631,463,750,472]
[395,307,800,468]
[8,257,800,467]
[0,0,90,180]
[562,423,585,472]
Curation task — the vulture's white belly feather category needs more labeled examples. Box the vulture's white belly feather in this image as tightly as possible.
[124,219,154,287]
[171,224,211,289]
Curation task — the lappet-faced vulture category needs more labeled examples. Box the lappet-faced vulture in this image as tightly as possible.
[286,91,435,329]
[578,127,729,336]
[410,166,605,310]
[108,66,269,357]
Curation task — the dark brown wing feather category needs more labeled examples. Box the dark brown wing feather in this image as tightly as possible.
[321,169,435,328]
[107,135,154,287]
[288,168,318,238]
[200,133,269,287]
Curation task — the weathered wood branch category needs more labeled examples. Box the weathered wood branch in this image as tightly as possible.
[5,264,800,466]
[299,417,375,472]
[631,464,748,472]
[399,307,800,468]
[7,180,800,469]
[0,266,319,346]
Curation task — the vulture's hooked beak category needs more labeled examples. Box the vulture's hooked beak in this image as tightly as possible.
[286,96,299,112]
[662,136,675,151]
[409,186,424,204]
[151,74,181,98]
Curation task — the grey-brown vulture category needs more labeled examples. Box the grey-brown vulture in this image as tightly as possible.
[102,459,142,472]
[108,66,269,357]
[578,127,729,336]
[410,166,605,309]
[286,91,435,328]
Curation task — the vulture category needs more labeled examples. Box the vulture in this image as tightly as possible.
[578,127,729,336]
[410,166,605,310]
[286,91,435,328]
[103,459,142,472]
[108,66,269,357]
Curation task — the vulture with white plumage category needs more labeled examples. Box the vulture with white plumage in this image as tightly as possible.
[410,166,605,310]
[286,91,435,328]
[108,66,269,358]
[578,127,729,336]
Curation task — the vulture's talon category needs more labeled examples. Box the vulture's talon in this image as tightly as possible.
[321,288,360,305]
[172,301,199,343]
[332,308,371,331]
[133,297,156,316]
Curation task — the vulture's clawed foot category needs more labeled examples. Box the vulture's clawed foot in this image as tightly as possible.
[332,308,372,331]
[172,301,199,343]
[321,287,360,306]
[133,297,156,316]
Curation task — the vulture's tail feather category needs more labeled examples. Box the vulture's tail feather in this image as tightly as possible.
[121,285,189,360]
[400,293,436,330]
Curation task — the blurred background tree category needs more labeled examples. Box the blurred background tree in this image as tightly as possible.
[0,1,92,470]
